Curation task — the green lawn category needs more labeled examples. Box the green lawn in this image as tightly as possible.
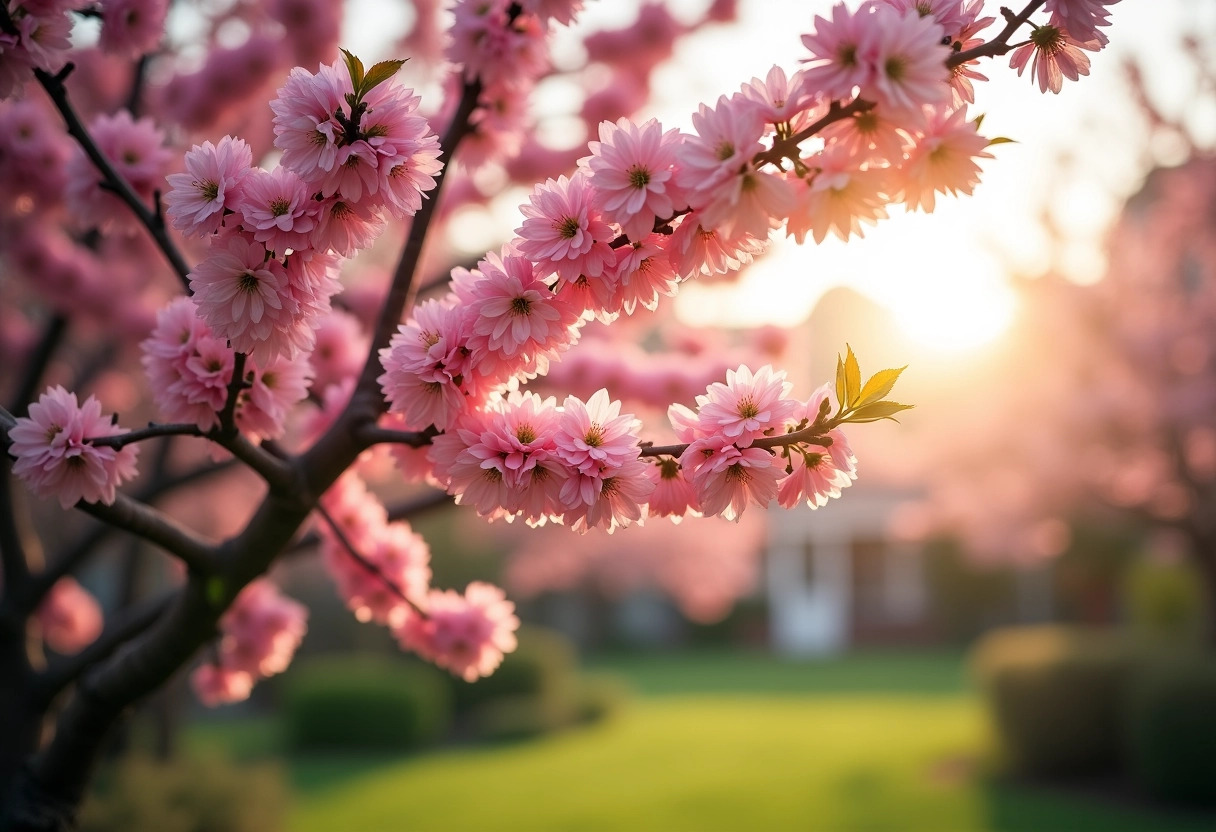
[184,650,1215,832]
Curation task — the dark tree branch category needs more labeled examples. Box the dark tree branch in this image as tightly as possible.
[76,495,216,576]
[352,424,438,450]
[33,589,176,708]
[948,1,1047,68]
[9,315,67,417]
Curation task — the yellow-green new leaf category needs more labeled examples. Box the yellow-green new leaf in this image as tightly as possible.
[362,59,408,94]
[846,401,914,424]
[857,366,907,408]
[844,344,861,408]
[835,355,846,414]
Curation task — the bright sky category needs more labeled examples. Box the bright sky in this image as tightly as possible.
[344,0,1214,352]
[655,0,1214,350]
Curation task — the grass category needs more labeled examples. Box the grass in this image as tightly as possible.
[184,650,1215,832]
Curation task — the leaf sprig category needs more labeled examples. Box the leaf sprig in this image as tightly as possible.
[834,344,914,425]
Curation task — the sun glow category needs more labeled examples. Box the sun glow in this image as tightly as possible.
[874,255,1019,353]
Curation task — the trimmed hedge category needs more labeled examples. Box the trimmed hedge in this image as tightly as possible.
[971,626,1143,777]
[284,656,452,752]
[1125,657,1216,805]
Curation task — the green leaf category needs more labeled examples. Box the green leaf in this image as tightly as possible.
[857,366,907,408]
[844,344,861,408]
[845,401,915,424]
[987,136,1017,146]
[341,48,365,92]
[362,59,408,94]
[834,354,846,414]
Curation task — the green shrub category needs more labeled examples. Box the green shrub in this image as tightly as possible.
[1123,558,1206,642]
[284,656,452,752]
[80,753,286,832]
[971,626,1144,778]
[1124,656,1216,806]
[449,625,578,712]
[466,694,574,743]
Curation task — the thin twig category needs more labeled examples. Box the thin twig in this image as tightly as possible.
[314,503,427,617]
[639,419,837,459]
[87,423,203,450]
[948,0,1047,68]
[31,64,193,290]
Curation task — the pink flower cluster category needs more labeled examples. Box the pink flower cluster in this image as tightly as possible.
[396,582,520,682]
[140,297,312,441]
[191,579,307,707]
[668,369,857,522]
[427,389,653,533]
[0,0,72,98]
[164,57,441,365]
[9,385,140,509]
[317,472,519,681]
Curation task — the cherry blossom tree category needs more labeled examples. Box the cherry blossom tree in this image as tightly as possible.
[0,0,1120,827]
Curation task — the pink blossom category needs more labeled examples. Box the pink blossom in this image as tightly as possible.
[379,298,479,431]
[396,581,520,682]
[681,436,779,522]
[189,235,300,365]
[217,579,308,680]
[515,172,615,284]
[164,136,253,237]
[1046,0,1118,46]
[191,664,254,707]
[465,250,582,381]
[645,457,700,521]
[63,110,170,233]
[322,519,431,627]
[237,167,318,254]
[1009,24,1092,94]
[236,352,314,441]
[862,5,951,114]
[694,364,800,448]
[668,214,766,279]
[818,107,912,165]
[611,234,681,315]
[311,196,385,258]
[98,0,168,58]
[786,150,889,244]
[9,385,140,509]
[563,456,654,534]
[447,0,549,86]
[270,62,348,188]
[898,106,992,212]
[37,577,103,654]
[801,3,875,101]
[553,388,642,477]
[581,118,684,243]
[738,66,817,127]
[311,310,369,393]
